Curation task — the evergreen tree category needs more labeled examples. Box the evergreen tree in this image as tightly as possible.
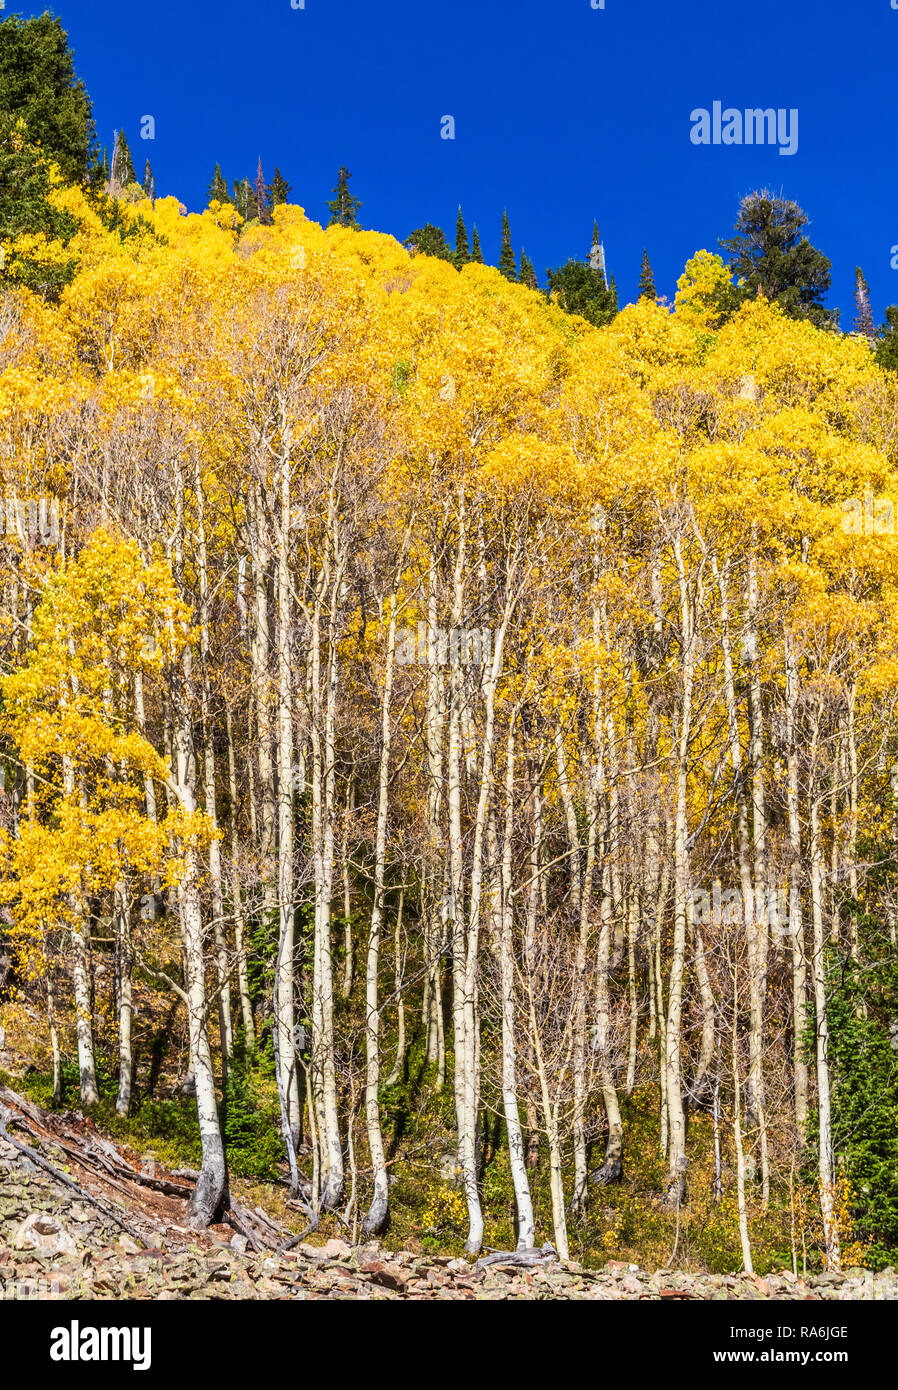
[207,163,229,205]
[253,157,271,225]
[109,129,135,191]
[720,190,836,329]
[638,248,657,300]
[854,267,875,339]
[498,209,516,281]
[471,225,483,264]
[326,165,362,229]
[546,248,617,328]
[142,159,155,201]
[875,306,898,373]
[404,224,454,262]
[518,249,538,290]
[0,114,78,297]
[0,12,96,183]
[269,167,291,208]
[824,949,898,1266]
[454,207,470,268]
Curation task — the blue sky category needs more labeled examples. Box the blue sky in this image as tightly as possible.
[12,0,898,322]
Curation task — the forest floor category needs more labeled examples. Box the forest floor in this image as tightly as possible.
[0,1086,894,1302]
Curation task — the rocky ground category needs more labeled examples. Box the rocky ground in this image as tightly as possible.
[0,1088,896,1301]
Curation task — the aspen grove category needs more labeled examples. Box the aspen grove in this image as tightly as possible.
[1,184,898,1270]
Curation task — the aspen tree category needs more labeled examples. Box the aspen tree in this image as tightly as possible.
[664,519,696,1206]
[362,586,399,1234]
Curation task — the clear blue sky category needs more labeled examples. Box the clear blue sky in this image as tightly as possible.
[12,0,898,322]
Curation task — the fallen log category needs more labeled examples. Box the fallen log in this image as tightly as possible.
[0,1102,148,1248]
[0,1084,302,1254]
[475,1242,558,1271]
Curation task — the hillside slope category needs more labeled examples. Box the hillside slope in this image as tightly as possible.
[0,1086,894,1302]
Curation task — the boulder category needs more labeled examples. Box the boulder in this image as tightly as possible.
[13,1212,77,1257]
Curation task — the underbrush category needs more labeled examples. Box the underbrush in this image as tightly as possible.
[1,1057,883,1272]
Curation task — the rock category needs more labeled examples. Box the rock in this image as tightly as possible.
[318,1237,351,1260]
[230,1234,248,1254]
[437,1152,461,1183]
[13,1213,77,1257]
[116,1235,143,1255]
[374,1266,408,1291]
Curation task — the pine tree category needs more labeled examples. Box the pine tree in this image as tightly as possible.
[326,165,362,229]
[471,226,483,264]
[854,267,875,339]
[518,249,538,290]
[875,306,898,373]
[109,129,135,193]
[638,248,657,300]
[253,157,270,225]
[207,163,229,206]
[826,955,898,1263]
[454,207,470,269]
[547,236,618,328]
[142,159,155,201]
[405,224,454,262]
[498,210,516,281]
[720,190,835,328]
[0,12,97,183]
[269,167,291,208]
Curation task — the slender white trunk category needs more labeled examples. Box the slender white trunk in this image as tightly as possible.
[385,887,407,1086]
[745,548,770,1202]
[496,723,535,1248]
[809,702,840,1269]
[275,447,300,1142]
[362,599,397,1235]
[784,634,808,1140]
[731,962,754,1274]
[225,704,255,1048]
[114,880,132,1116]
[310,536,344,1209]
[171,676,227,1228]
[665,529,693,1205]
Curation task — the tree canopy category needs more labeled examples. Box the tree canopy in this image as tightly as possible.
[0,12,96,182]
